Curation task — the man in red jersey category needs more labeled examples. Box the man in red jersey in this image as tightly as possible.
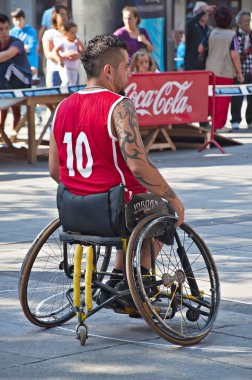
[49,33,184,303]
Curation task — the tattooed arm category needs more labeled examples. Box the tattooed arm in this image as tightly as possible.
[112,97,185,226]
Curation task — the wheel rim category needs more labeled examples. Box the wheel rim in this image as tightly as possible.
[19,219,112,327]
[127,217,220,344]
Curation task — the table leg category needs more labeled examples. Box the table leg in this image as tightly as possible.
[0,127,13,148]
[27,104,36,164]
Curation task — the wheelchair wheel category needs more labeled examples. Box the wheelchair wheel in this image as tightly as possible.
[19,218,112,328]
[126,214,220,346]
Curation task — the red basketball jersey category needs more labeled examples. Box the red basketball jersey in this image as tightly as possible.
[53,88,146,198]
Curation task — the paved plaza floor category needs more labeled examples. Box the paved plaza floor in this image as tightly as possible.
[0,117,252,378]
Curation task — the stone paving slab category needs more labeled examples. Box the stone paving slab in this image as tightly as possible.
[1,136,252,378]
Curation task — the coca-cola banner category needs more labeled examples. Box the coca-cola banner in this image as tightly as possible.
[125,71,209,126]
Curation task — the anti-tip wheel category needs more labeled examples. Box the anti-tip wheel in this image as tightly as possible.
[77,325,87,346]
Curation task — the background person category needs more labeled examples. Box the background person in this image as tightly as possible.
[49,33,184,303]
[199,6,244,132]
[0,14,32,139]
[42,4,69,86]
[175,32,185,71]
[53,21,84,86]
[184,2,215,128]
[184,2,215,71]
[230,11,252,131]
[10,8,38,77]
[130,49,159,73]
[38,0,68,53]
[114,6,153,62]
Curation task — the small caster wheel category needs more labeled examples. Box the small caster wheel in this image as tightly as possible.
[77,325,87,346]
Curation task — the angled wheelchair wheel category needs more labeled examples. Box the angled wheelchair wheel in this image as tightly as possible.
[126,214,220,346]
[19,218,112,328]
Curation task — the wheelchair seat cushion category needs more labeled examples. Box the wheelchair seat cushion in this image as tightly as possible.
[57,182,126,237]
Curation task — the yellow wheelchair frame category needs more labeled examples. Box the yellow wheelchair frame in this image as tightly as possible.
[19,215,220,346]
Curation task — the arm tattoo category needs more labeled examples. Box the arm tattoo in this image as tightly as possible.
[135,175,159,187]
[115,99,145,163]
[163,187,177,199]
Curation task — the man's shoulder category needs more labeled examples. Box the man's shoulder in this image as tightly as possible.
[9,36,23,47]
[59,90,124,109]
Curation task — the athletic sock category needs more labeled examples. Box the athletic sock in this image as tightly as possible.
[140,266,150,276]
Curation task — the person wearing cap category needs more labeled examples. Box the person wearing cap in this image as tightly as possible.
[184,2,215,128]
[184,2,215,71]
[10,8,38,76]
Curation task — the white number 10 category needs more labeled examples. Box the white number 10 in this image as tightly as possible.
[63,132,93,178]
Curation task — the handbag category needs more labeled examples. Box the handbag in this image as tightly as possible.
[57,183,126,237]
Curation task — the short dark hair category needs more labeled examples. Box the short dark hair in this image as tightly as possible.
[11,8,25,19]
[62,21,77,32]
[0,14,10,25]
[215,6,233,29]
[80,33,127,79]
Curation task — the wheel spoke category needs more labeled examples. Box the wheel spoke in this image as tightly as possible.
[126,216,220,345]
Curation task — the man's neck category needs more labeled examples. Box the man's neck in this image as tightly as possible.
[0,36,10,49]
[86,79,104,87]
[86,78,115,92]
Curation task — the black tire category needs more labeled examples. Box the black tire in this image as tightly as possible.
[19,218,112,328]
[126,214,220,346]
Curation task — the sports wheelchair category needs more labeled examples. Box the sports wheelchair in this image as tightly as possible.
[19,187,220,346]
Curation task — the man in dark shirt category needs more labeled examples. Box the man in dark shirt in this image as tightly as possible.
[0,14,32,138]
[184,2,215,128]
[184,2,215,71]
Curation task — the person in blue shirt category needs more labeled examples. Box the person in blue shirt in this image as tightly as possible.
[176,32,185,70]
[0,13,32,138]
[10,8,38,76]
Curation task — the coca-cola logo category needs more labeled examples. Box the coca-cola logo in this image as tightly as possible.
[125,81,193,116]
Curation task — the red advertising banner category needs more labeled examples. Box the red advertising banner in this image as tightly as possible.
[124,71,209,126]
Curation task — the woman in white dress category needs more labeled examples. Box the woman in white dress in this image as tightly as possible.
[42,4,69,87]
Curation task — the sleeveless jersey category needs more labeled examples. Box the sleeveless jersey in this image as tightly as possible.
[52,88,146,198]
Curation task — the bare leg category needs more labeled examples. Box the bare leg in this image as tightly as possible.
[140,238,161,271]
[113,239,161,273]
[0,109,8,130]
[0,110,8,141]
[113,249,124,271]
[11,106,21,131]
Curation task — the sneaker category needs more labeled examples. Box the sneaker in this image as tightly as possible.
[114,278,135,307]
[96,277,121,306]
[215,127,230,133]
[231,122,240,131]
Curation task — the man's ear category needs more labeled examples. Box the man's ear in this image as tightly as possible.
[104,64,112,80]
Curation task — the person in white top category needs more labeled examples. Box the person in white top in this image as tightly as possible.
[53,21,84,86]
[42,4,69,86]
